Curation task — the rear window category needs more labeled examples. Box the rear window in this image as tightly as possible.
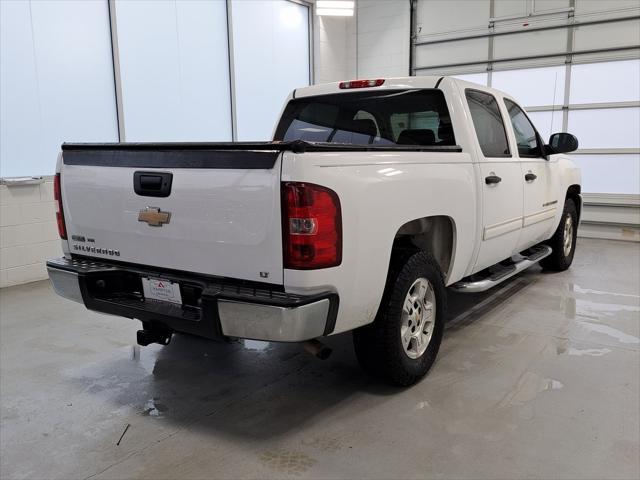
[274,89,456,146]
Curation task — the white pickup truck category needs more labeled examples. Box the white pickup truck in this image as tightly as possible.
[48,76,581,385]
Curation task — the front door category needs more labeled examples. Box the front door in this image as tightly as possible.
[465,89,524,273]
[503,98,560,251]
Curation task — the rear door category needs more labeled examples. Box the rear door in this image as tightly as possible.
[465,89,524,273]
[503,99,561,250]
[60,146,284,284]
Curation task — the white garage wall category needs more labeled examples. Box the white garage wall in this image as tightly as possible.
[231,0,310,140]
[1,0,313,169]
[312,0,409,83]
[0,180,61,288]
[0,0,119,178]
[357,0,410,78]
[0,0,312,287]
[314,14,357,84]
[113,0,232,142]
[0,0,118,287]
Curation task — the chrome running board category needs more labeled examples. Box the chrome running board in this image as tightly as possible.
[451,245,552,293]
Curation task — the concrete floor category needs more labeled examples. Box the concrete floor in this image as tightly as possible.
[1,238,639,480]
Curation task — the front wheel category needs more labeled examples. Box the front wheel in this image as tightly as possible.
[540,197,578,271]
[353,251,446,386]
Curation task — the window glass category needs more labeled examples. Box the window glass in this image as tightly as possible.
[1,0,118,177]
[570,59,640,104]
[114,0,231,142]
[568,107,640,149]
[570,154,640,194]
[465,89,510,157]
[491,66,565,107]
[526,110,563,140]
[232,0,310,140]
[275,89,456,146]
[505,99,542,157]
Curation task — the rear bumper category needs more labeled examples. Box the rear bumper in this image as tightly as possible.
[46,257,338,342]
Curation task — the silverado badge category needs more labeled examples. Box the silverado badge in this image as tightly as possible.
[138,207,171,227]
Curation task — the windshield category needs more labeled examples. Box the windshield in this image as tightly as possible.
[274,89,456,146]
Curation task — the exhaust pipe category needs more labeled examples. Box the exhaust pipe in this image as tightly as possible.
[302,339,332,360]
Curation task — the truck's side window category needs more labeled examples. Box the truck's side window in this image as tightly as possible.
[504,99,542,157]
[275,89,456,147]
[465,89,510,158]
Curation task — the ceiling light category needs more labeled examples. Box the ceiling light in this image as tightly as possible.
[316,1,354,16]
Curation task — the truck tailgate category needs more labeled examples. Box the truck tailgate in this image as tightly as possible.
[60,146,284,284]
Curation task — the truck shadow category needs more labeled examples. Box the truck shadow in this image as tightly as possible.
[70,269,539,442]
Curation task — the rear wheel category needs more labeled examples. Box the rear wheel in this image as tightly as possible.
[540,198,577,271]
[353,251,445,386]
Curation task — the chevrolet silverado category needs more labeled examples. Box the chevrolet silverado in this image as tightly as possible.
[47,76,581,385]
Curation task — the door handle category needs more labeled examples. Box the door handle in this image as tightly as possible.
[134,171,173,198]
[525,173,537,182]
[485,175,502,185]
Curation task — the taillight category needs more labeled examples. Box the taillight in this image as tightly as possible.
[339,78,384,89]
[53,173,67,240]
[282,182,342,269]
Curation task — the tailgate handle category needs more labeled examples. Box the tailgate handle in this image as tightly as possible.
[134,172,173,198]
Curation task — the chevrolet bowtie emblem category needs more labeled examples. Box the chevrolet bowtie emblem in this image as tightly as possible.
[138,207,171,227]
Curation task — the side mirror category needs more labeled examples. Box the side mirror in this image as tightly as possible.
[547,132,578,154]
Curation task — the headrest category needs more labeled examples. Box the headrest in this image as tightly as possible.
[350,119,377,137]
[438,123,454,143]
[397,129,436,145]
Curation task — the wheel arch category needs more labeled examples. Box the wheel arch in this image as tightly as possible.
[566,184,582,222]
[390,215,456,283]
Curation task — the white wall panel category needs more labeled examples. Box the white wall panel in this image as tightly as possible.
[114,0,231,142]
[492,66,565,107]
[574,19,640,51]
[357,0,410,78]
[493,0,527,19]
[232,0,309,141]
[568,108,640,149]
[570,59,640,104]
[571,154,640,194]
[575,0,640,15]
[533,0,571,14]
[415,38,488,68]
[493,28,567,60]
[416,0,489,36]
[0,0,44,178]
[315,16,356,84]
[1,0,117,178]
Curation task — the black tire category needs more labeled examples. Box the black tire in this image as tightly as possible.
[353,251,446,386]
[540,197,578,271]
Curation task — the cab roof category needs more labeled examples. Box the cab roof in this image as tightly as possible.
[293,75,514,103]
